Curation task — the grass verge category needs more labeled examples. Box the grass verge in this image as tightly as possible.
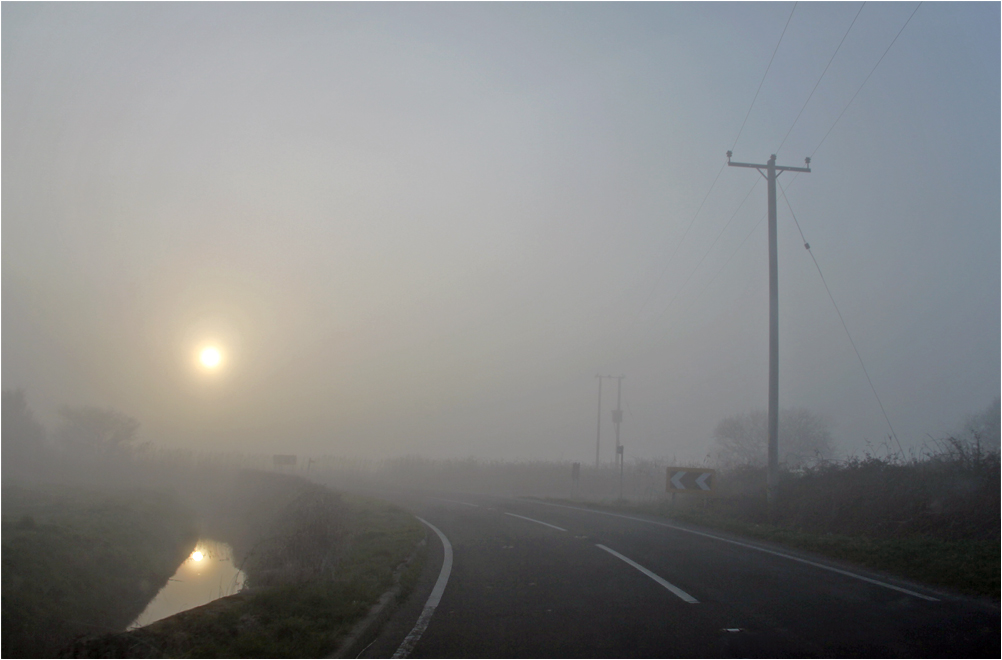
[65,484,425,658]
[1,485,198,658]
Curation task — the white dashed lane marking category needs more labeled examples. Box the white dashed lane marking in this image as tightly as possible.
[596,544,699,604]
[503,512,567,532]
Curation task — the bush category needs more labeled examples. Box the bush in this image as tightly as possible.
[703,449,1001,543]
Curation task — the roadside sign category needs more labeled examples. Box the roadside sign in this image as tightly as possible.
[665,468,716,494]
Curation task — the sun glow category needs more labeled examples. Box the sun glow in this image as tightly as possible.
[191,550,204,561]
[199,347,222,369]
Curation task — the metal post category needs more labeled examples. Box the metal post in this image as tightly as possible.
[726,152,811,508]
[613,376,625,500]
[618,446,624,500]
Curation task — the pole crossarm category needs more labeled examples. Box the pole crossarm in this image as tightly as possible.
[727,152,811,173]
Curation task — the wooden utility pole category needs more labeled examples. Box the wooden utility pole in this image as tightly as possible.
[595,375,605,469]
[726,152,811,506]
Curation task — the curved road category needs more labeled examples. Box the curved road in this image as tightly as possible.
[356,491,997,658]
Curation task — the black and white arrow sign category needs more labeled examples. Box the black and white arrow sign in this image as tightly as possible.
[665,468,716,494]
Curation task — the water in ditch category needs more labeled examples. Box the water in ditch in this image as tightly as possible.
[128,539,246,630]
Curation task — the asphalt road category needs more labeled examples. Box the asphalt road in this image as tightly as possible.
[357,491,998,658]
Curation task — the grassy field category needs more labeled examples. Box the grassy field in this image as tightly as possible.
[1,485,198,658]
[65,475,426,658]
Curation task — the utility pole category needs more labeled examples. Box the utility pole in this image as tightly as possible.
[612,376,624,466]
[726,152,810,507]
[595,375,605,469]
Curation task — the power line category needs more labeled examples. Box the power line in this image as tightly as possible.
[702,212,765,292]
[777,181,904,456]
[667,0,905,340]
[810,2,922,158]
[666,170,809,337]
[626,2,799,338]
[731,2,798,152]
[649,179,761,327]
[627,162,726,330]
[776,2,866,154]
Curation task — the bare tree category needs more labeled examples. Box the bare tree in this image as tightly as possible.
[712,407,835,469]
[2,389,45,474]
[933,397,1002,470]
[56,405,140,454]
[962,396,1000,449]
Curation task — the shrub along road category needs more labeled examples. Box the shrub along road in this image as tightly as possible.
[362,491,998,658]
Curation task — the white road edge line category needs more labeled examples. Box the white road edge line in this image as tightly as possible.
[392,517,453,659]
[532,501,940,602]
[596,544,699,604]
[503,512,567,531]
[429,497,479,507]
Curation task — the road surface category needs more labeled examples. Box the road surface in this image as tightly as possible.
[355,491,998,658]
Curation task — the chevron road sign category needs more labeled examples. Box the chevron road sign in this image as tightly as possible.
[666,468,717,494]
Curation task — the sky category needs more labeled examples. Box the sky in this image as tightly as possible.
[3,2,999,463]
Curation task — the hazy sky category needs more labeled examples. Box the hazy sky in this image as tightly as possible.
[3,2,999,462]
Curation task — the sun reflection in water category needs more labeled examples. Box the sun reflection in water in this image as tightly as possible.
[129,540,245,630]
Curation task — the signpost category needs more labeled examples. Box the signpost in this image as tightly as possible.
[665,468,716,494]
[617,445,624,500]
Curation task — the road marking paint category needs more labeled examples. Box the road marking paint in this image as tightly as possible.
[392,517,453,659]
[503,512,567,531]
[531,501,940,602]
[429,497,479,507]
[596,544,699,603]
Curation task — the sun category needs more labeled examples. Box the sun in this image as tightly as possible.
[199,347,222,369]
[191,550,204,562]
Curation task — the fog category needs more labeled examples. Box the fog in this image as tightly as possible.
[3,3,999,463]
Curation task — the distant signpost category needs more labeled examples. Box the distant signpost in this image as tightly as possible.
[665,468,716,494]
